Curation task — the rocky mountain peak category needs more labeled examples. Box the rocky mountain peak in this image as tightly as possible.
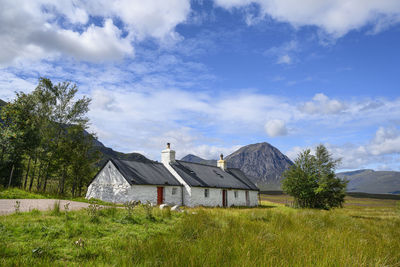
[225,142,293,185]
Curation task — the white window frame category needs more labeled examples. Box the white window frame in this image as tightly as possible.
[234,191,238,198]
[172,188,177,195]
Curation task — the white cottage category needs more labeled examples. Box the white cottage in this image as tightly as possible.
[86,143,259,207]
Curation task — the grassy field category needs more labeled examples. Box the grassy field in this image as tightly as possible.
[0,195,399,266]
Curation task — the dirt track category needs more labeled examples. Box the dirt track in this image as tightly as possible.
[0,199,91,215]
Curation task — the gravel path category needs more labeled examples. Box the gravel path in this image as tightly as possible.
[0,199,92,215]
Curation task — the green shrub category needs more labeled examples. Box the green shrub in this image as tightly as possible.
[141,202,155,221]
[86,202,101,223]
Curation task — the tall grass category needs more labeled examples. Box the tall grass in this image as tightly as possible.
[50,201,61,216]
[0,198,399,266]
[128,207,400,266]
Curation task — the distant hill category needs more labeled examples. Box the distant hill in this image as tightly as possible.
[80,128,152,166]
[337,169,400,194]
[181,142,293,190]
[0,99,6,107]
[181,154,217,166]
[92,138,152,166]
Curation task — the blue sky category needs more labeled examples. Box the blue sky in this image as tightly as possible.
[1,0,400,171]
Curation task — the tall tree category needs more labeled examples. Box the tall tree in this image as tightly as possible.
[282,145,347,209]
[35,78,91,192]
[0,93,39,187]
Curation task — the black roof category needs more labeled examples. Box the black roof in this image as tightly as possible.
[170,160,259,190]
[110,159,182,186]
[227,168,259,190]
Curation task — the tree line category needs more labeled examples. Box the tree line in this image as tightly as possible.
[0,78,100,196]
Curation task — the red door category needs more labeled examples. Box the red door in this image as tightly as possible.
[157,187,164,205]
[222,190,227,207]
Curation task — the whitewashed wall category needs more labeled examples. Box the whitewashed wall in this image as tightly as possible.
[162,186,184,206]
[188,187,259,207]
[227,189,246,206]
[124,185,182,205]
[86,161,183,205]
[249,191,259,206]
[189,187,222,207]
[86,161,131,203]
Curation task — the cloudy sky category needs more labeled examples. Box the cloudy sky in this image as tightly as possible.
[1,0,400,171]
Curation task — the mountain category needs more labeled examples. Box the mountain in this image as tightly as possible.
[337,169,400,194]
[181,142,293,190]
[181,154,217,166]
[225,143,293,190]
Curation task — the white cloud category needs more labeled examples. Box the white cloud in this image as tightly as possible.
[32,19,133,62]
[299,93,346,115]
[277,54,291,64]
[0,72,36,101]
[264,40,298,64]
[104,0,191,41]
[214,0,400,37]
[264,119,288,137]
[0,0,191,64]
[370,126,400,156]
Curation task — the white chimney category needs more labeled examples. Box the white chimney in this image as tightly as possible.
[161,143,176,164]
[217,153,227,171]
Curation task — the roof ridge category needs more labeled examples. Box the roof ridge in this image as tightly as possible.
[114,158,160,165]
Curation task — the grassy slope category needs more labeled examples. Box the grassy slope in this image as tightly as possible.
[0,197,399,266]
[0,188,48,199]
[0,188,111,205]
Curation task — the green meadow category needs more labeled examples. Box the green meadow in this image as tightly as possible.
[0,195,399,266]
